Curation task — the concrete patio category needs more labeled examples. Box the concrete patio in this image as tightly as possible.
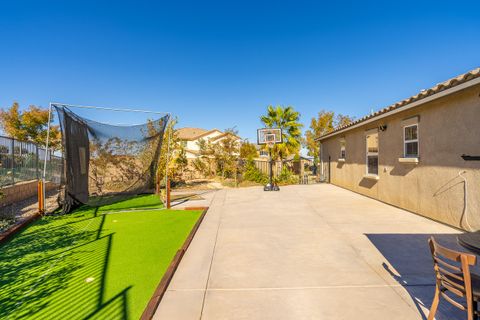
[154,184,467,319]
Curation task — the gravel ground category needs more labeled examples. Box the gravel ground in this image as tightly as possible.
[0,190,59,232]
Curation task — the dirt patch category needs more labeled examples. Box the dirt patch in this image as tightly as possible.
[171,193,204,201]
[174,179,223,191]
[173,178,264,191]
[0,189,59,233]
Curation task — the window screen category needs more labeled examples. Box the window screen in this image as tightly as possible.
[367,156,378,175]
[404,125,418,158]
[340,139,346,159]
[366,131,379,175]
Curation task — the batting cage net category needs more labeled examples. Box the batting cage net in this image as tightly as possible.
[54,105,169,213]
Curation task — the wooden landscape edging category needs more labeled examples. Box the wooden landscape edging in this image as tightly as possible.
[140,206,209,320]
[0,212,42,245]
[0,201,60,246]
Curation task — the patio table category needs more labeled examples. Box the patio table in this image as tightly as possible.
[458,231,480,254]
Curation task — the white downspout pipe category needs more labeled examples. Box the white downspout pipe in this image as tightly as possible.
[459,170,473,231]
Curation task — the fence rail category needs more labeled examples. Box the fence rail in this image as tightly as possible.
[0,135,62,188]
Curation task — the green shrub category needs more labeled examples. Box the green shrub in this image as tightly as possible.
[242,160,298,186]
[243,159,269,184]
[275,166,298,185]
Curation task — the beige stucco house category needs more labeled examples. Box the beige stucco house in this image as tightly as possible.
[317,67,480,230]
[177,127,241,160]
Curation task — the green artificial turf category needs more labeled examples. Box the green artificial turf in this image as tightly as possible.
[97,194,165,212]
[0,195,202,320]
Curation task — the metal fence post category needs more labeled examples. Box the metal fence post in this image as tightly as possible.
[11,138,15,185]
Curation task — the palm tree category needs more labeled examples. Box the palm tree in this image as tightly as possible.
[260,105,303,160]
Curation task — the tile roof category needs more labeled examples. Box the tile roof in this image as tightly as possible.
[209,132,241,142]
[317,67,480,140]
[176,127,209,140]
[194,128,223,140]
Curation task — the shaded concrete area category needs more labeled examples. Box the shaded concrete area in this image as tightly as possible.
[154,184,468,319]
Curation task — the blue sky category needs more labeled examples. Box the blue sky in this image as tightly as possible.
[1,0,479,144]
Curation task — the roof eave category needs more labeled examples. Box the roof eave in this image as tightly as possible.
[194,128,222,140]
[316,76,480,142]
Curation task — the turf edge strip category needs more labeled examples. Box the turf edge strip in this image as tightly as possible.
[0,212,42,245]
[0,202,61,245]
[140,206,209,320]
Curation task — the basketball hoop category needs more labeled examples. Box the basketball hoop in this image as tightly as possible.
[256,128,282,192]
[257,128,282,145]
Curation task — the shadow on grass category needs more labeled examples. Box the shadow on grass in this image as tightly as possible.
[0,207,130,319]
[49,194,162,216]
[366,233,470,320]
[88,193,162,211]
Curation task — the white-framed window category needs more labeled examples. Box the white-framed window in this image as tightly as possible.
[340,139,346,159]
[259,150,269,157]
[404,124,419,158]
[366,131,379,175]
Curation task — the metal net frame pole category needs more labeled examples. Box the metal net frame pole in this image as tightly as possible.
[50,102,170,115]
[40,102,53,213]
[164,117,173,209]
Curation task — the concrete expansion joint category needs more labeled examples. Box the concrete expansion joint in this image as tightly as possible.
[199,188,226,320]
[169,283,425,292]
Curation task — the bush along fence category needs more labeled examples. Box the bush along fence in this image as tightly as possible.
[0,135,62,188]
[238,158,318,186]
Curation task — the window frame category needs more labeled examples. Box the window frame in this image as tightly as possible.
[403,124,419,158]
[259,150,269,157]
[366,131,379,176]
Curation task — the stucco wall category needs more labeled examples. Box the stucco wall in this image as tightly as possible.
[320,84,480,230]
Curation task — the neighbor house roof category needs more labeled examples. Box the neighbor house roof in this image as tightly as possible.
[209,132,242,142]
[194,128,223,140]
[176,127,209,140]
[317,67,480,141]
[177,127,233,141]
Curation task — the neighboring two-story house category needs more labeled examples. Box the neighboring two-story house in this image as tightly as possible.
[177,127,241,160]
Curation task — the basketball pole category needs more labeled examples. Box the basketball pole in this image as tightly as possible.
[258,128,282,192]
[269,146,273,188]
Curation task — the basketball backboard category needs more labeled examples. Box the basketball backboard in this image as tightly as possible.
[257,128,283,145]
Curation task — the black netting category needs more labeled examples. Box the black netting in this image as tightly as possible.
[54,106,169,213]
